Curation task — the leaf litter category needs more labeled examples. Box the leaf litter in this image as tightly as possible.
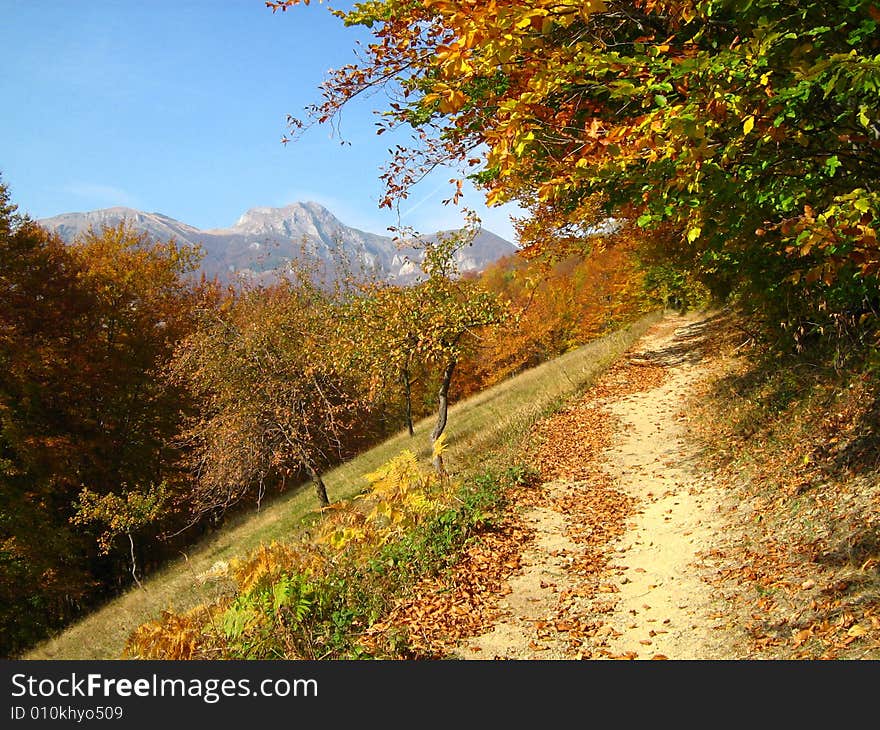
[364,311,880,660]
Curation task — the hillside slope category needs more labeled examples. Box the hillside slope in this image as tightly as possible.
[25,313,660,660]
[29,309,880,660]
[367,312,880,660]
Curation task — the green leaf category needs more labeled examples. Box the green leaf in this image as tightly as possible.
[825,155,840,176]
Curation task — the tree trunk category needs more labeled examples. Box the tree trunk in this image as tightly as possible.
[307,465,330,508]
[430,358,456,474]
[403,367,414,437]
[127,533,144,590]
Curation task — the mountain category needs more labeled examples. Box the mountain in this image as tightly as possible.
[38,202,519,285]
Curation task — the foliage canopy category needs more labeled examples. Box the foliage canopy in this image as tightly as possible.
[272,0,880,351]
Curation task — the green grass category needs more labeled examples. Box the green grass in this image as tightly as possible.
[24,311,661,660]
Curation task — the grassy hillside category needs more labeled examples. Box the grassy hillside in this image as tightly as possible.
[25,311,662,660]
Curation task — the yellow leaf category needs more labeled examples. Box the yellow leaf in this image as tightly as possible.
[580,0,606,19]
[439,89,466,113]
[743,115,755,135]
[432,432,448,461]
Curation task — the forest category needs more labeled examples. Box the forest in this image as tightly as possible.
[3,0,879,659]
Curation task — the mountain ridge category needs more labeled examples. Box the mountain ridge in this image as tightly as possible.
[38,202,519,285]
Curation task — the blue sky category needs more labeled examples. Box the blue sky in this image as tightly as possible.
[0,0,523,241]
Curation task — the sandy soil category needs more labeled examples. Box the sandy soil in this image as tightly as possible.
[453,312,750,660]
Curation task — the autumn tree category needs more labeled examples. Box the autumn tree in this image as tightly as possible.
[401,220,508,473]
[0,186,94,655]
[340,216,507,472]
[170,263,374,513]
[72,485,170,589]
[271,0,880,356]
[346,282,426,436]
[421,264,489,473]
[456,227,650,396]
[0,179,201,655]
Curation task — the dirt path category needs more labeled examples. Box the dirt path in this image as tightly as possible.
[453,311,750,660]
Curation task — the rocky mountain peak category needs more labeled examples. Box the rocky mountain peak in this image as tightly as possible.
[38,202,519,285]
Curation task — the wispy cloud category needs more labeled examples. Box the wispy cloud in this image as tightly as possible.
[63,182,140,210]
[397,179,450,223]
[398,177,524,241]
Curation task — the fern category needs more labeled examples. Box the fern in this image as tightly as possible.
[124,451,501,659]
[431,433,448,463]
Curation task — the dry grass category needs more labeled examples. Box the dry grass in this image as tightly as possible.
[24,311,661,660]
